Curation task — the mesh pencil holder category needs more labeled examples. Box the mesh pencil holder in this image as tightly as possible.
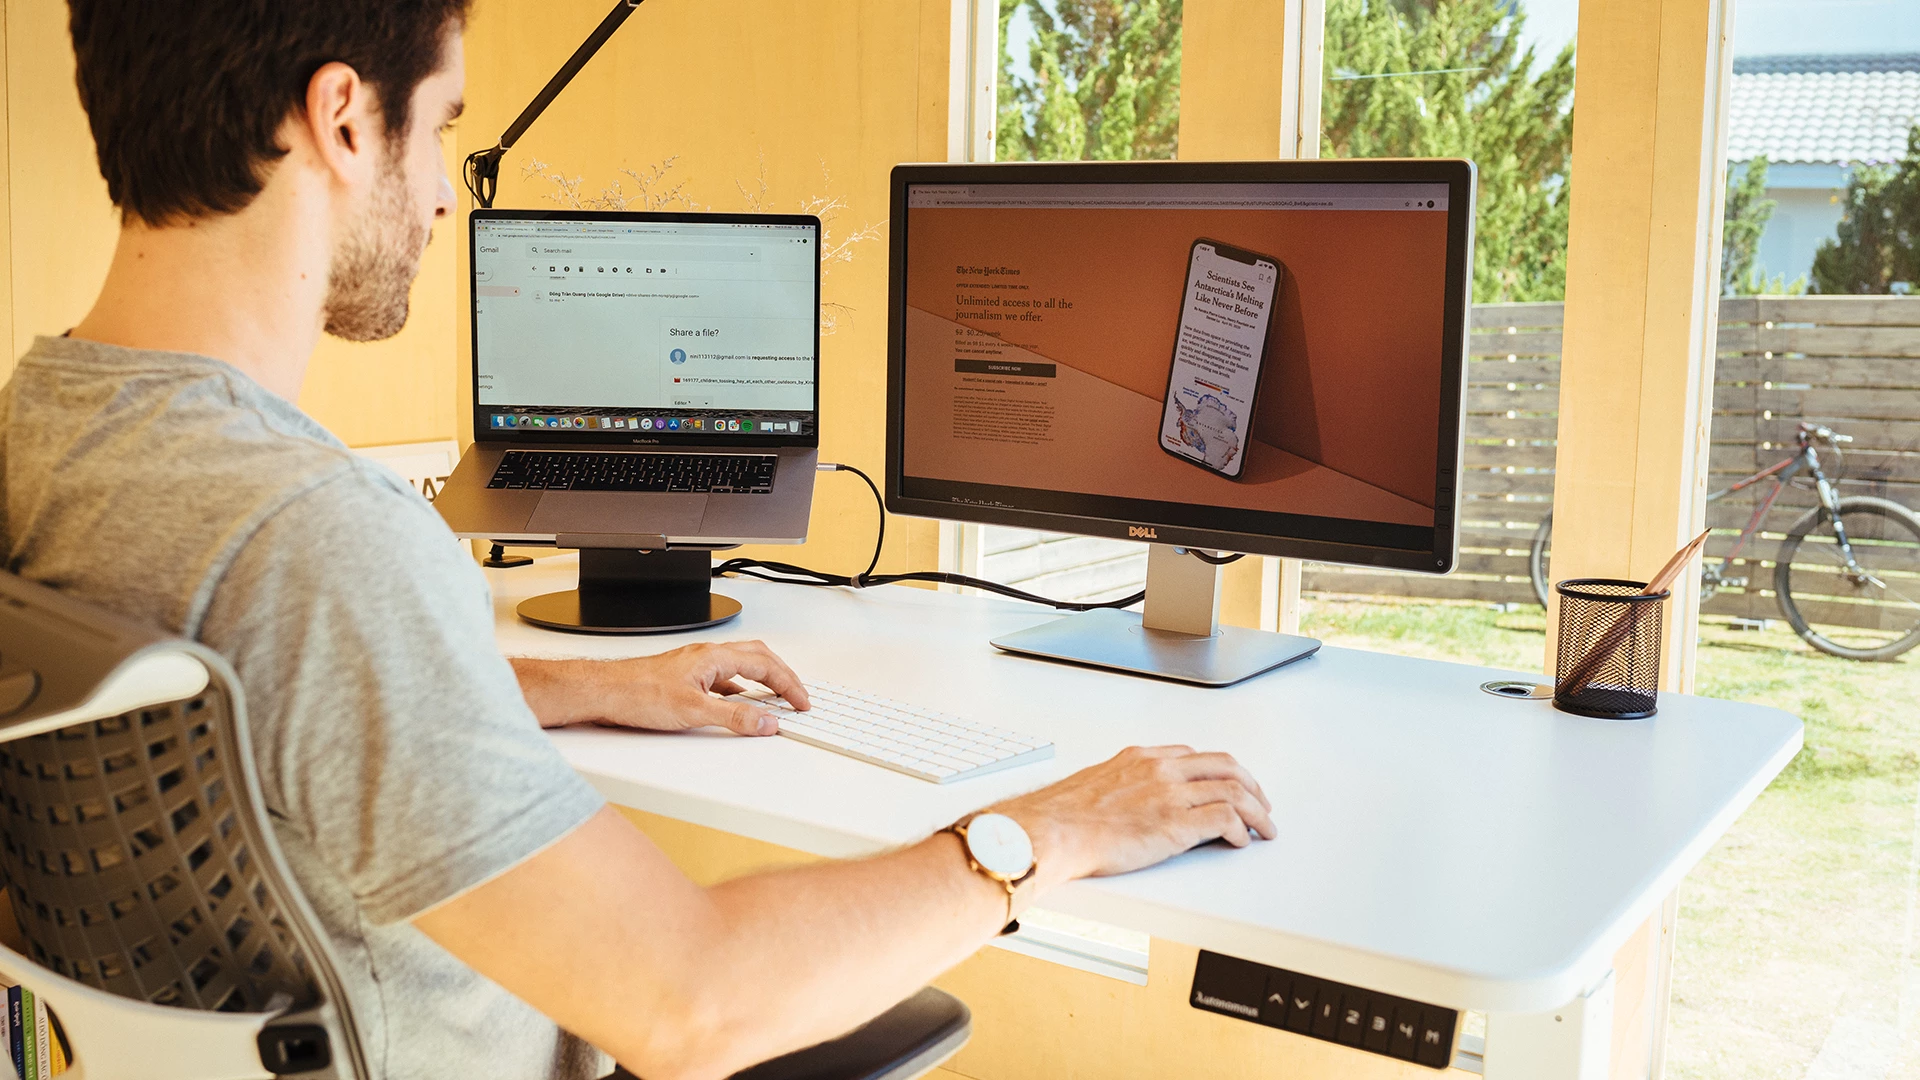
[1553,578,1669,719]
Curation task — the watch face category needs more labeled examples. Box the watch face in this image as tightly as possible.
[965,813,1034,878]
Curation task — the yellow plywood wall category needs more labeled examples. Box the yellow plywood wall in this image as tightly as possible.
[459,0,953,576]
[0,2,462,450]
[0,0,946,571]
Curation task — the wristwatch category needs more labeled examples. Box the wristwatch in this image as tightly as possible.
[946,812,1038,934]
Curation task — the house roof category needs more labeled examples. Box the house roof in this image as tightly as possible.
[1728,54,1920,165]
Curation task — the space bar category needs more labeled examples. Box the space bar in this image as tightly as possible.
[777,719,868,750]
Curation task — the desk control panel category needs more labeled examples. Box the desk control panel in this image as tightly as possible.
[1189,951,1458,1069]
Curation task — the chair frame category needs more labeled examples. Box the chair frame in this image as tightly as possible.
[0,573,368,1080]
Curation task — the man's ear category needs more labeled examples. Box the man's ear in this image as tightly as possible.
[300,61,379,188]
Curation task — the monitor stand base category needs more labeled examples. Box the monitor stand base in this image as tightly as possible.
[519,548,741,634]
[990,608,1319,687]
[989,544,1320,686]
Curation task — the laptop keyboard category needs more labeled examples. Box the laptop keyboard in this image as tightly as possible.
[486,451,778,493]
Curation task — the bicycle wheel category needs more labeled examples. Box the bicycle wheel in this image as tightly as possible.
[1773,496,1920,660]
[1530,515,1553,608]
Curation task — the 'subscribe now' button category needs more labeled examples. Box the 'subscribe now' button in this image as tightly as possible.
[955,360,1056,377]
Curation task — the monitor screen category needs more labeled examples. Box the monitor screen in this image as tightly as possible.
[885,161,1474,573]
[469,211,820,442]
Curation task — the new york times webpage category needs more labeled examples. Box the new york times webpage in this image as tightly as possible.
[474,219,816,410]
[899,179,1453,530]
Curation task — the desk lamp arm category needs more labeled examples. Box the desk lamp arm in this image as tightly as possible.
[462,0,648,209]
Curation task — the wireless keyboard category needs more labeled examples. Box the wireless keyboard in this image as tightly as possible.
[730,681,1054,783]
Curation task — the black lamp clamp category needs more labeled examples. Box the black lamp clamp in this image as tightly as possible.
[463,0,649,211]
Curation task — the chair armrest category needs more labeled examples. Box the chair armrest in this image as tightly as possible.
[728,987,970,1080]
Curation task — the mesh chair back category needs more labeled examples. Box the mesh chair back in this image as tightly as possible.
[1,678,313,1012]
[0,571,367,1077]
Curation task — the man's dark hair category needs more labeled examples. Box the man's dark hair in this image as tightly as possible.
[68,1,470,226]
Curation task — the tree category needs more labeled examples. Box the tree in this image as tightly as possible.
[1720,156,1802,296]
[1810,127,1920,294]
[997,0,1183,163]
[1321,0,1576,302]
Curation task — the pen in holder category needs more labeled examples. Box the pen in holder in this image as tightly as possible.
[1553,579,1669,718]
[1548,528,1709,720]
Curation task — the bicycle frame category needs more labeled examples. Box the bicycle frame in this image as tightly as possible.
[1706,433,1865,581]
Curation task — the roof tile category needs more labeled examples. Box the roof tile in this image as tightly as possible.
[1728,54,1920,164]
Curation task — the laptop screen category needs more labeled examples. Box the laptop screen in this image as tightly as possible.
[470,211,820,441]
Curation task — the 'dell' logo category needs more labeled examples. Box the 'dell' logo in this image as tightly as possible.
[1128,526,1158,539]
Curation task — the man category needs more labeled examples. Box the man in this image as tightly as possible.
[3,4,1276,1079]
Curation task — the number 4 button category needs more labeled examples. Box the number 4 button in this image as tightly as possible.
[1390,1002,1422,1060]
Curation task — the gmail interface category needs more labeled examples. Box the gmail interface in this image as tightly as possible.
[473,217,819,436]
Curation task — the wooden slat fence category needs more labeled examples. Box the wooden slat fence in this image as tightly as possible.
[1303,297,1920,629]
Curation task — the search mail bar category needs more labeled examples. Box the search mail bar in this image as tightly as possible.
[524,241,766,263]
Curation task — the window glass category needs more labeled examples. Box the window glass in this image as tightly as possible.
[1667,4,1920,1077]
[979,0,1183,600]
[1308,4,1920,1078]
[1301,0,1575,639]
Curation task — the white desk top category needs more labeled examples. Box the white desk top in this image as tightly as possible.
[492,556,1801,1014]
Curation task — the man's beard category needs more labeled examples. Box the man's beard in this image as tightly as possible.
[323,156,428,342]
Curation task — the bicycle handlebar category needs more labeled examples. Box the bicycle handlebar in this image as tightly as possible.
[1797,422,1853,445]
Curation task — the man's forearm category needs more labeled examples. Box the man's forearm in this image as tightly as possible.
[420,734,1273,1080]
[510,656,599,728]
[414,807,1012,1080]
[664,829,1009,1076]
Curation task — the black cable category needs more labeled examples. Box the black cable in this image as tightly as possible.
[833,463,885,580]
[871,572,1147,612]
[1185,550,1245,565]
[710,463,1237,612]
[464,148,500,209]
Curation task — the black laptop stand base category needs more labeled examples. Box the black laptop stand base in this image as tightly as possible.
[517,548,741,634]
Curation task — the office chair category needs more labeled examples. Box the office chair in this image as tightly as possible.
[0,570,968,1080]
[0,570,369,1079]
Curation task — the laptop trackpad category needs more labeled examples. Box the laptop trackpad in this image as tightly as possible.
[527,493,709,538]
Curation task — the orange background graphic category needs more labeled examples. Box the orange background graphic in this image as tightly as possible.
[901,205,1451,523]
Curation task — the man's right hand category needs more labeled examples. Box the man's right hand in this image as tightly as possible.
[991,745,1276,891]
[419,742,1276,1080]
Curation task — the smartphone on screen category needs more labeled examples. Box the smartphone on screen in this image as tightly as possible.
[1158,238,1284,479]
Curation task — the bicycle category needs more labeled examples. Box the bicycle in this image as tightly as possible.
[1528,422,1920,660]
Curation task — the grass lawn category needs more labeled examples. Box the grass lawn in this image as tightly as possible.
[1298,595,1920,1079]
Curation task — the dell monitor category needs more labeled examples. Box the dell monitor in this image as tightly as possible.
[884,159,1475,684]
[436,210,822,633]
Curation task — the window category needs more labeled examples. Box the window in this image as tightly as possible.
[969,1,1185,598]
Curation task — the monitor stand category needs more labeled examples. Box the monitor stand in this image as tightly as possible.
[989,544,1321,687]
[518,547,741,634]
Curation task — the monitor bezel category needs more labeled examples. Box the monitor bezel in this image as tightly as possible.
[468,208,823,448]
[883,159,1475,575]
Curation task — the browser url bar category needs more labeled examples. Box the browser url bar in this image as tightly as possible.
[907,195,1435,210]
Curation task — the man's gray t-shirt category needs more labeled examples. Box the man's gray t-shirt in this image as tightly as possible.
[0,336,610,1079]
